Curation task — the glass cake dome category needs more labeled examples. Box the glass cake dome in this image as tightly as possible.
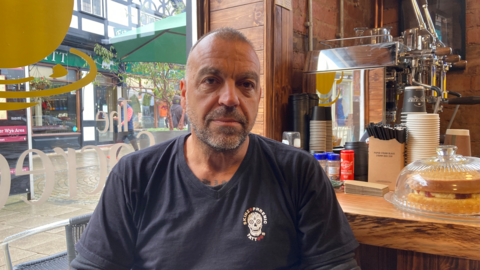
[386,145,480,217]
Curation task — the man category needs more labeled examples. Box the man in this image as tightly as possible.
[72,28,359,270]
[142,92,151,117]
[111,97,139,156]
[157,100,167,128]
[171,94,189,129]
[335,86,347,127]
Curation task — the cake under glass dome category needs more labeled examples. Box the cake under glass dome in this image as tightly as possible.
[385,145,480,219]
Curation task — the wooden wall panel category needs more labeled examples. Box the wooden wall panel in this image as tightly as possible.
[210,2,264,30]
[355,244,480,270]
[354,244,397,270]
[276,5,292,142]
[264,3,292,140]
[211,0,262,11]
[256,50,264,75]
[367,68,385,124]
[264,0,274,138]
[252,97,264,136]
[238,27,264,50]
[260,75,264,97]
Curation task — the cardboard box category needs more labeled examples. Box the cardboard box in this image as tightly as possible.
[368,137,405,191]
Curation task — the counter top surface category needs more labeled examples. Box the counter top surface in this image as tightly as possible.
[336,192,480,227]
[336,192,480,260]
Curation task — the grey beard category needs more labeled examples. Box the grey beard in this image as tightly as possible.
[188,105,250,152]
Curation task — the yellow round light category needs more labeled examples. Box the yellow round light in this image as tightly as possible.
[0,0,74,68]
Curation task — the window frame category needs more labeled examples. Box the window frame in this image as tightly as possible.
[30,63,82,137]
[80,0,105,18]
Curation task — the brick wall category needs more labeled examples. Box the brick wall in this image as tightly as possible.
[440,0,480,157]
[292,0,375,94]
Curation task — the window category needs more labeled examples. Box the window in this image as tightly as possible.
[140,11,161,26]
[82,0,104,17]
[0,2,193,266]
[29,66,79,135]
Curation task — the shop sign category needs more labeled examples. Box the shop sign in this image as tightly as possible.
[0,136,26,143]
[0,75,7,120]
[0,126,27,136]
[40,50,119,72]
[114,28,129,36]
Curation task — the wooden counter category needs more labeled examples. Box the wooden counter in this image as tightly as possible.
[336,192,480,269]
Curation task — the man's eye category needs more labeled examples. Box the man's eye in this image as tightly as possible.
[240,82,255,89]
[204,78,217,84]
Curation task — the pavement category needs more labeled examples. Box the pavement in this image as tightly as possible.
[0,145,134,269]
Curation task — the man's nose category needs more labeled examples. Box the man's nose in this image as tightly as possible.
[218,79,239,107]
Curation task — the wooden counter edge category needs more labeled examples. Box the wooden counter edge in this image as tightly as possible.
[336,192,480,261]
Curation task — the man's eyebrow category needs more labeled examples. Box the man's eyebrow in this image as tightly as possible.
[236,71,259,84]
[196,67,224,79]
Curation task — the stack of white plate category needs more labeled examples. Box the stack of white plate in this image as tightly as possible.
[326,121,333,152]
[310,121,327,152]
[406,113,439,164]
[401,112,426,124]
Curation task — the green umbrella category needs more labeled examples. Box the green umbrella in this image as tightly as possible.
[109,12,186,64]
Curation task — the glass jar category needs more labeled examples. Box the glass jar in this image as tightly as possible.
[388,145,480,215]
[327,154,341,181]
[315,153,327,171]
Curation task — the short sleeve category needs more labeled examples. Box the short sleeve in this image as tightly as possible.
[296,158,358,268]
[75,166,137,270]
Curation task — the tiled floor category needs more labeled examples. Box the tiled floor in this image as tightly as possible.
[0,197,99,269]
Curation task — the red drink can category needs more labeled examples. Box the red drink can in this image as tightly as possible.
[340,150,355,181]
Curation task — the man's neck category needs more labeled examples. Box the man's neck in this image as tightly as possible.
[184,133,249,183]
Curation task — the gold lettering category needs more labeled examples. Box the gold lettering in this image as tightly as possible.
[16,149,55,206]
[108,143,133,169]
[109,110,118,133]
[96,111,108,133]
[0,154,12,209]
[53,147,78,198]
[136,131,155,149]
[81,146,107,194]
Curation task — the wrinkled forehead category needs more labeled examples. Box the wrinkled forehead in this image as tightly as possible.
[186,35,260,78]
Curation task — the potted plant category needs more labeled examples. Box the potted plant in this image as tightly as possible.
[30,77,52,90]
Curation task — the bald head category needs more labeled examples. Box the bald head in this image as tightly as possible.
[186,28,257,76]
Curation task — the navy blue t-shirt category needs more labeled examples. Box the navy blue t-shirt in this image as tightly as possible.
[76,134,358,270]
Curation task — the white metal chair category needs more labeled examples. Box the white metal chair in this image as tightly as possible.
[1,213,92,270]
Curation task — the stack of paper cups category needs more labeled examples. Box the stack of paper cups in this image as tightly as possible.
[406,113,440,164]
[326,121,333,152]
[309,106,333,152]
[309,121,327,152]
[325,107,333,152]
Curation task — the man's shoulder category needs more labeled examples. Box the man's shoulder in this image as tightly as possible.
[251,134,316,167]
[114,134,185,175]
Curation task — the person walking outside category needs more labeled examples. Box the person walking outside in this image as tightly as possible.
[109,97,139,159]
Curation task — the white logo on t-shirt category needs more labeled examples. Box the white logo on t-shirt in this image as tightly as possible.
[243,207,267,241]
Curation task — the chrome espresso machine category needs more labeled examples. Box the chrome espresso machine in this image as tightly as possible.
[304,0,479,130]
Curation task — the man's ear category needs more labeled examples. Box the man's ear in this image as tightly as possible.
[180,79,187,109]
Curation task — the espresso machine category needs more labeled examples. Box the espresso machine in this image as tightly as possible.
[304,0,479,129]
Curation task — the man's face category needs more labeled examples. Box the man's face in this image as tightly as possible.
[181,36,262,152]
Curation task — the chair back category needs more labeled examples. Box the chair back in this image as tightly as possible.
[65,213,93,265]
